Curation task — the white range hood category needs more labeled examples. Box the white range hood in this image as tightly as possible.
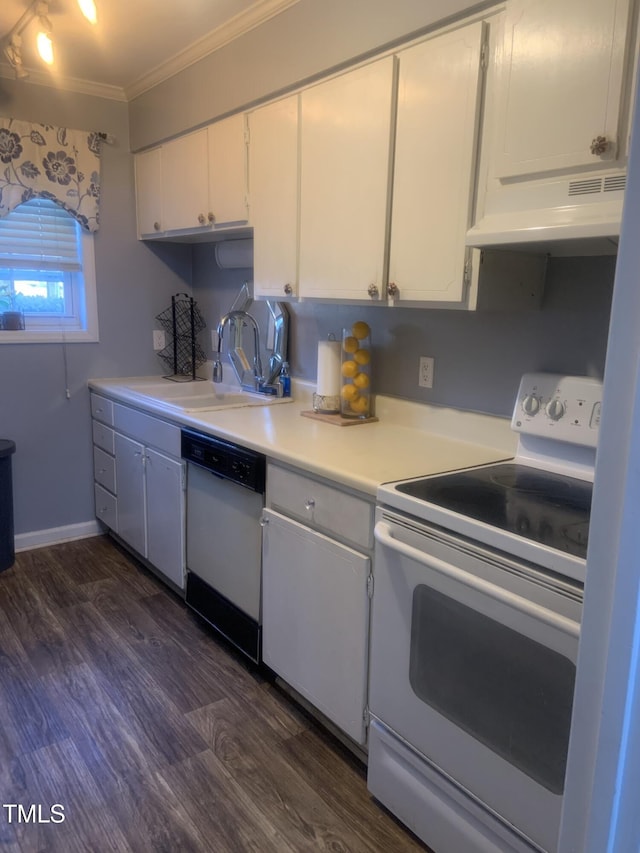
[466,169,626,256]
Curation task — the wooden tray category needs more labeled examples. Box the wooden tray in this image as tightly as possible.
[301,410,378,427]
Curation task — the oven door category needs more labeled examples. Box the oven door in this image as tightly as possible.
[369,507,582,853]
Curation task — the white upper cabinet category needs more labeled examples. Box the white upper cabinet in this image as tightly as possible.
[389,21,486,304]
[207,112,249,227]
[134,147,163,238]
[161,128,210,232]
[134,115,248,240]
[298,57,395,301]
[493,0,632,179]
[248,95,299,299]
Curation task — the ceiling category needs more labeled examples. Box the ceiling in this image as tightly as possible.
[0,0,299,100]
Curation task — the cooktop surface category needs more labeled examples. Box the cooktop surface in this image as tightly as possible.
[395,463,592,559]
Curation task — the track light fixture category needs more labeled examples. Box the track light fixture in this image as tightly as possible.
[2,0,97,79]
[36,2,54,66]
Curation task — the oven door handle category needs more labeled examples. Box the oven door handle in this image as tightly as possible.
[374,521,580,639]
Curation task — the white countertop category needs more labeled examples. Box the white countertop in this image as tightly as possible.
[88,376,517,496]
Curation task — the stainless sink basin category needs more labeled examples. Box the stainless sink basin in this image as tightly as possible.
[127,380,282,413]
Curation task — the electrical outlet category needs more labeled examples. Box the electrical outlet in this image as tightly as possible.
[152,329,165,351]
[419,356,434,389]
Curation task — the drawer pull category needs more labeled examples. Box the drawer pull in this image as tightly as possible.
[304,498,315,511]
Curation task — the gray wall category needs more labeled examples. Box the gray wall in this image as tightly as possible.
[0,79,191,537]
[192,247,614,417]
[129,0,490,150]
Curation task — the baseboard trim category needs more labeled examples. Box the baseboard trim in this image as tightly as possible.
[15,520,103,552]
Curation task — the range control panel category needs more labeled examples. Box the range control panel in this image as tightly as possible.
[511,372,603,448]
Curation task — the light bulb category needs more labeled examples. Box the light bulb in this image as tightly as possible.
[36,29,54,65]
[77,0,97,24]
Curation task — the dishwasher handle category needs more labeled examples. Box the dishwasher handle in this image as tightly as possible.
[374,521,580,639]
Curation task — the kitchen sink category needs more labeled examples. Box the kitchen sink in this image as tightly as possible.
[127,380,284,412]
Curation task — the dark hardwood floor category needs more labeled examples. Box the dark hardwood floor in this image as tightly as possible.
[0,536,427,852]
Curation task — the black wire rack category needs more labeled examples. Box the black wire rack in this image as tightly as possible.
[155,293,207,381]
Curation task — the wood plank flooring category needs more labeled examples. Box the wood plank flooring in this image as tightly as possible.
[0,536,428,852]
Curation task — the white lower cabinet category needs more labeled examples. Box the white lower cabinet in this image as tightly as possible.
[145,448,186,589]
[114,433,147,557]
[262,464,373,745]
[91,394,186,591]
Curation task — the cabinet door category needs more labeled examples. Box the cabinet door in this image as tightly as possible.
[114,433,147,557]
[299,57,395,301]
[161,128,210,232]
[145,448,186,590]
[134,148,163,237]
[207,113,248,226]
[493,0,632,178]
[249,96,299,299]
[262,509,370,744]
[389,22,485,304]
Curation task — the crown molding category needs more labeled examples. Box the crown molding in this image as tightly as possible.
[124,0,301,101]
[0,62,127,101]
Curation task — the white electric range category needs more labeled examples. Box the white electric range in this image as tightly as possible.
[368,373,602,853]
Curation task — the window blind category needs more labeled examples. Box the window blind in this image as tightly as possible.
[0,198,81,271]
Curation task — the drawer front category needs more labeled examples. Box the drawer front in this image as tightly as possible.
[267,463,374,550]
[113,403,181,457]
[94,483,117,532]
[92,421,115,454]
[93,446,116,494]
[91,393,115,425]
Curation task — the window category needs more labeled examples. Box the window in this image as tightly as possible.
[0,198,98,342]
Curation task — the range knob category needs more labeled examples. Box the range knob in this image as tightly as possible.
[546,398,566,421]
[522,394,540,416]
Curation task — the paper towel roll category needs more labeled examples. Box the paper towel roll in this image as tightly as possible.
[317,339,341,397]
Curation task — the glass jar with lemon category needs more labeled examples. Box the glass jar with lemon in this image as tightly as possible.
[341,321,371,419]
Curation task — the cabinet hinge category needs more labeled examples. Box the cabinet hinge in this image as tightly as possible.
[463,257,472,287]
[244,126,250,145]
[363,704,370,727]
[181,464,187,491]
[480,40,489,71]
[367,574,374,599]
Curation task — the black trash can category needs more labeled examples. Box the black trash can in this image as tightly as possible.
[0,439,16,572]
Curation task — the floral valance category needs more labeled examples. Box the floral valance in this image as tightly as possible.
[0,117,104,233]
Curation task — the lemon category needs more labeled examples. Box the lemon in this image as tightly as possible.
[352,321,370,340]
[341,360,358,378]
[341,383,359,401]
[343,335,359,354]
[351,395,370,414]
[353,372,370,390]
[354,348,370,366]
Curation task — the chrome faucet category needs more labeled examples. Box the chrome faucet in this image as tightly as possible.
[213,310,263,387]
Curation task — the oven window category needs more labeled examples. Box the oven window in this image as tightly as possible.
[409,585,576,794]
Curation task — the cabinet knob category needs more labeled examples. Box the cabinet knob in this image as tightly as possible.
[197,213,206,225]
[259,516,269,527]
[208,212,215,223]
[387,282,399,297]
[590,135,609,156]
[283,283,293,296]
[368,284,379,299]
[153,221,161,231]
[304,498,315,511]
